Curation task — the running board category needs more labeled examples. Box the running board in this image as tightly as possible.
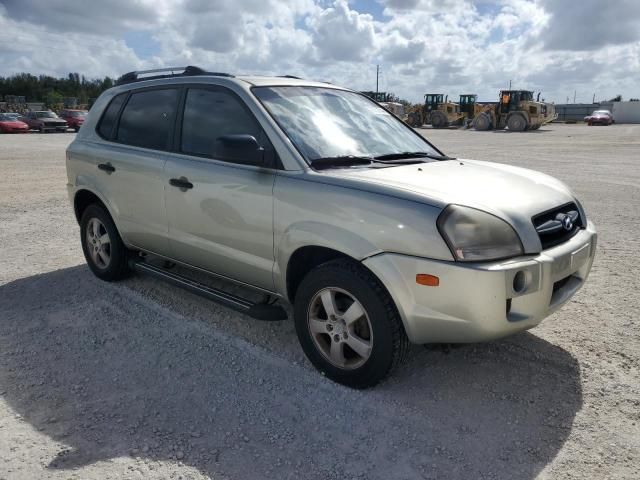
[131,260,288,321]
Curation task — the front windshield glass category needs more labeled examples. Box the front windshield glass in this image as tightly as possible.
[68,111,87,117]
[0,114,13,120]
[253,86,439,162]
[36,111,58,118]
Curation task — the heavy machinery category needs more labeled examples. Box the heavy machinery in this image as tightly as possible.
[406,94,465,128]
[472,90,556,131]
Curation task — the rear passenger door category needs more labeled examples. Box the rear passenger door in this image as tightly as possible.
[93,87,179,255]
[164,86,277,291]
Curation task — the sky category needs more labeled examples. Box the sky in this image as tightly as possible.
[0,0,639,103]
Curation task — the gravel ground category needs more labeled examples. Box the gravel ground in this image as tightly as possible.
[0,125,638,480]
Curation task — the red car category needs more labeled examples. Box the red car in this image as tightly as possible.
[59,109,88,132]
[0,113,29,133]
[584,110,613,126]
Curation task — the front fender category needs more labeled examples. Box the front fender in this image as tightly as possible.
[273,221,381,297]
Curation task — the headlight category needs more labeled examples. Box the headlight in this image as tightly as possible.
[437,205,524,262]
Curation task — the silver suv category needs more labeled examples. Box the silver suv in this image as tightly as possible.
[66,66,597,388]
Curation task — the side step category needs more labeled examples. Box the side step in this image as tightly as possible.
[131,260,288,321]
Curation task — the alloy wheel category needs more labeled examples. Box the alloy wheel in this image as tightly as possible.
[307,287,373,369]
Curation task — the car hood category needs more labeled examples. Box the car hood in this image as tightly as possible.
[0,120,28,127]
[41,118,66,123]
[322,159,581,251]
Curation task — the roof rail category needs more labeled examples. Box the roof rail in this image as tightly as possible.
[115,66,234,86]
[278,75,302,79]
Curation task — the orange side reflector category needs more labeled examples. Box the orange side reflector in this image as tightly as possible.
[416,274,439,287]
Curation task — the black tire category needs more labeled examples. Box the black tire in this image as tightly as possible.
[473,112,491,131]
[294,259,410,388]
[80,203,132,281]
[74,126,80,132]
[507,114,527,132]
[431,111,448,129]
[408,112,420,127]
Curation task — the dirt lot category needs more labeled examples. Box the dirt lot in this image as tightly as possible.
[0,124,638,480]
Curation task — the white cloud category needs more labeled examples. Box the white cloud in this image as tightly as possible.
[0,0,638,103]
[308,0,376,62]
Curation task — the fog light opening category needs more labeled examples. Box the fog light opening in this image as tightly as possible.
[513,270,527,294]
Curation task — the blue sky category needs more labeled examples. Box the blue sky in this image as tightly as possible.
[1,0,639,103]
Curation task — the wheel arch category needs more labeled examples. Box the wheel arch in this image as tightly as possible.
[277,223,383,302]
[285,246,355,302]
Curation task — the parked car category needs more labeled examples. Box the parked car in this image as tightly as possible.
[0,113,29,133]
[59,109,88,132]
[20,111,68,132]
[66,66,597,388]
[584,110,613,126]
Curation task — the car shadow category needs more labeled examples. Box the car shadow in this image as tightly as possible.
[0,267,582,479]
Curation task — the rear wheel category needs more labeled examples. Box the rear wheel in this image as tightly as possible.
[507,114,527,132]
[80,204,132,281]
[294,259,409,388]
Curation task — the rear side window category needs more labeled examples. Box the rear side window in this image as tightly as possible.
[181,88,263,162]
[116,89,179,150]
[97,93,126,139]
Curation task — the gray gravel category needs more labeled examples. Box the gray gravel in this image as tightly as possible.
[0,125,638,479]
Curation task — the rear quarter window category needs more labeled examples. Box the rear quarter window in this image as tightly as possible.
[97,93,127,139]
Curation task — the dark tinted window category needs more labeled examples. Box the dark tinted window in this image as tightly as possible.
[181,88,263,162]
[97,93,126,139]
[116,89,179,150]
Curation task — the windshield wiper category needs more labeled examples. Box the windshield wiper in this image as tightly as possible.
[374,151,456,161]
[310,155,373,169]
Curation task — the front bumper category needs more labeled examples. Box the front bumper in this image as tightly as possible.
[41,123,68,131]
[363,221,597,344]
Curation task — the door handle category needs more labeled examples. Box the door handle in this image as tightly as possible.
[97,163,115,173]
[169,177,194,190]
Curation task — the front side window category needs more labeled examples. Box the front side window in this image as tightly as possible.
[116,88,179,150]
[253,86,438,163]
[181,88,264,163]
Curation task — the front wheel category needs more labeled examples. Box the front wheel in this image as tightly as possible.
[294,259,409,388]
[507,114,527,132]
[80,204,132,281]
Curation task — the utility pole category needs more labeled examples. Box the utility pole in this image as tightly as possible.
[376,65,380,96]
[593,93,596,103]
[573,90,576,103]
[509,79,512,89]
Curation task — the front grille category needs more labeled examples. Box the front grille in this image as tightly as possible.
[532,202,583,250]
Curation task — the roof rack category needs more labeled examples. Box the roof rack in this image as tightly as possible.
[115,66,234,86]
[278,75,302,79]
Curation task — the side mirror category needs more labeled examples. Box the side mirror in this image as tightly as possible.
[215,134,265,167]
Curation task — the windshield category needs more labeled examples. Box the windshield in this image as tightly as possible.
[0,114,15,121]
[36,111,58,118]
[253,86,440,163]
[593,111,610,115]
[67,111,87,117]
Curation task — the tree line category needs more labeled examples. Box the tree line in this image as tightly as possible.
[0,72,115,107]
